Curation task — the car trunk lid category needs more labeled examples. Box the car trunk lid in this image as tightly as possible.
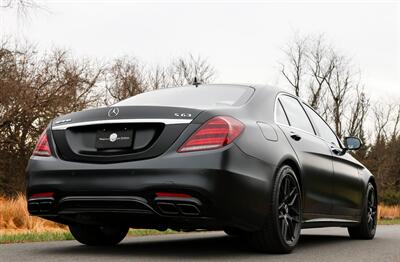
[51,106,201,163]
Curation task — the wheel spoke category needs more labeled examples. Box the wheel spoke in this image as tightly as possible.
[281,219,287,238]
[287,214,300,224]
[282,220,288,240]
[282,187,296,203]
[287,193,298,207]
[278,173,301,244]
[283,178,289,195]
[286,220,293,239]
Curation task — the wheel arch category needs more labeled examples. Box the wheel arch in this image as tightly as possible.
[276,156,303,194]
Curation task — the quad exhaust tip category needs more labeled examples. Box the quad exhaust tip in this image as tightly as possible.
[28,192,55,213]
[154,192,202,216]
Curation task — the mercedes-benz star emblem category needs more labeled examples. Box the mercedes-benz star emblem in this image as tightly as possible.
[109,133,118,142]
[108,107,120,117]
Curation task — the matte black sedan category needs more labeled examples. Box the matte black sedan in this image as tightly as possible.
[26,84,377,253]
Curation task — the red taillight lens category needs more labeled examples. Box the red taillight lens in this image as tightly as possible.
[30,192,54,199]
[32,130,51,157]
[155,192,193,198]
[178,116,244,153]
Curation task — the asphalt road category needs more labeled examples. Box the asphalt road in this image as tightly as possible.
[1,225,399,262]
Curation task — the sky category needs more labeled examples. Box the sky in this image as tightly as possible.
[0,1,399,100]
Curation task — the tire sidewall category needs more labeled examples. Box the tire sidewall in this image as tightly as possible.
[362,183,377,238]
[272,165,302,249]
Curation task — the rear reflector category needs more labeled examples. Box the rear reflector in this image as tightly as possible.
[30,192,54,199]
[32,130,51,157]
[155,192,193,198]
[178,116,244,153]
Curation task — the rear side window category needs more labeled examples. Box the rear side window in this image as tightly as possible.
[303,104,339,146]
[115,85,254,109]
[278,95,315,134]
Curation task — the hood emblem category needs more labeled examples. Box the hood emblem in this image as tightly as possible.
[108,107,120,117]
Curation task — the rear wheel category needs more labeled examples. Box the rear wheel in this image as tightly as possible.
[69,224,129,246]
[247,165,302,253]
[348,183,377,239]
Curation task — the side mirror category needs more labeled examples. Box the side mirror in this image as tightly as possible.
[344,137,362,151]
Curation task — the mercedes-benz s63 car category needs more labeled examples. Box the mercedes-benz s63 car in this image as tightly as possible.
[26,84,377,253]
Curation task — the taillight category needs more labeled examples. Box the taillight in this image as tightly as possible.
[30,192,54,199]
[32,130,51,157]
[155,192,193,198]
[178,116,244,153]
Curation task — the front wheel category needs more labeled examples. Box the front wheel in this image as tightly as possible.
[348,183,377,239]
[247,165,302,253]
[69,224,129,246]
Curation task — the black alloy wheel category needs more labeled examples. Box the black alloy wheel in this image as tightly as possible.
[348,183,377,239]
[278,172,301,245]
[247,165,302,253]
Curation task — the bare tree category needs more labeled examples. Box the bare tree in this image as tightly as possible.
[307,35,335,109]
[280,34,364,139]
[0,0,41,17]
[168,54,216,87]
[390,105,400,141]
[280,35,308,97]
[346,87,370,141]
[0,42,102,195]
[324,55,354,139]
[104,57,147,104]
[147,65,170,90]
[373,104,393,142]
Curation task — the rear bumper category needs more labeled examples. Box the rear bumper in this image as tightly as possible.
[26,144,274,231]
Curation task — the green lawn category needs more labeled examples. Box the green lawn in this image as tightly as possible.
[0,229,177,244]
[378,218,400,225]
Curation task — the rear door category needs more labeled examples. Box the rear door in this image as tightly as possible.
[302,104,363,218]
[276,95,333,215]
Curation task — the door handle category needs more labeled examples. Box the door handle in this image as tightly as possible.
[290,132,301,141]
[330,145,342,155]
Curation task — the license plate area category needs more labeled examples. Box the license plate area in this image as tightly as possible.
[95,128,134,149]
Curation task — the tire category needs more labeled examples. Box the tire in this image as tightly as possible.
[247,165,302,253]
[348,183,377,240]
[69,224,129,246]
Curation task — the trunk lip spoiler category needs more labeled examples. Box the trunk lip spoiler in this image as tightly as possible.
[52,118,193,130]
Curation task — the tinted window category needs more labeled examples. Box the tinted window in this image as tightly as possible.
[115,85,254,109]
[278,95,314,134]
[303,104,339,146]
[275,100,289,125]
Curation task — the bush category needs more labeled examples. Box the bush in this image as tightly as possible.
[379,190,400,206]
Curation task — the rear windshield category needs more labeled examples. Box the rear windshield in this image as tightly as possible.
[114,85,254,109]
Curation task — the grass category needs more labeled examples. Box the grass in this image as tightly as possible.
[0,231,74,244]
[377,218,400,225]
[0,194,399,244]
[0,193,67,231]
[378,205,400,220]
[0,229,178,244]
